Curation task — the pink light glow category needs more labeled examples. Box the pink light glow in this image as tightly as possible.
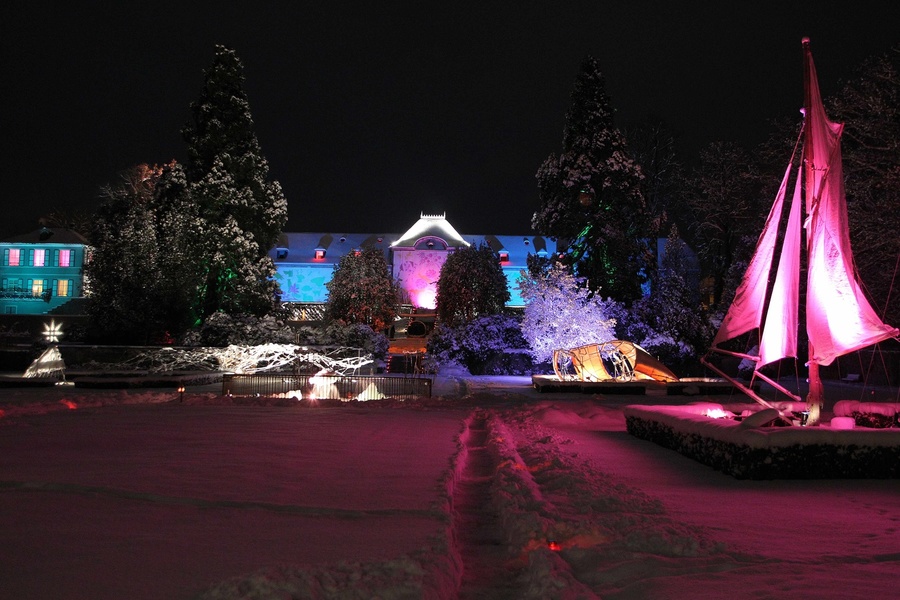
[705,408,730,419]
[416,288,437,310]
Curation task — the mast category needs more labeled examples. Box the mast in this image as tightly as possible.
[801,37,825,423]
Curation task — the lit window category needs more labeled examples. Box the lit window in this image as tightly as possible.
[32,280,44,295]
[314,249,326,260]
[8,249,20,266]
[57,280,69,297]
[498,251,509,262]
[34,249,46,266]
[59,249,72,267]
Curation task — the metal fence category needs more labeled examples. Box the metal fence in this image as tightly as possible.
[222,373,433,400]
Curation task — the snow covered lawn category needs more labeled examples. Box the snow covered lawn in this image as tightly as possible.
[1,380,899,599]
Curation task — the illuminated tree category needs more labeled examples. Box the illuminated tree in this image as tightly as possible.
[533,55,650,303]
[517,262,618,363]
[324,246,398,331]
[182,45,288,320]
[436,244,509,327]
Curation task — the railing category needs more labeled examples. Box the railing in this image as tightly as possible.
[222,373,433,400]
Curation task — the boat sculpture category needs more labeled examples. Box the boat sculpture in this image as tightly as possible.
[702,38,899,424]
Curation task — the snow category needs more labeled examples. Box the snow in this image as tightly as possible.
[1,377,898,599]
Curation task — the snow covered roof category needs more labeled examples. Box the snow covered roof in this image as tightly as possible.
[390,213,470,249]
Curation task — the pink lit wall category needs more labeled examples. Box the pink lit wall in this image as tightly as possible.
[392,249,447,309]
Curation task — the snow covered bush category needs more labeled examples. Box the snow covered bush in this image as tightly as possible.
[517,263,619,364]
[181,312,295,347]
[427,314,530,375]
[613,227,714,375]
[296,322,389,361]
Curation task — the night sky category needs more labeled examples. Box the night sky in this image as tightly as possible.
[3,2,896,239]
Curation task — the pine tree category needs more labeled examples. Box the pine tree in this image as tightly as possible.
[324,247,398,331]
[182,45,288,320]
[620,225,711,370]
[436,244,510,327]
[532,55,650,303]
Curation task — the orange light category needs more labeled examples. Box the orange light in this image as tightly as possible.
[547,540,561,551]
[60,400,77,410]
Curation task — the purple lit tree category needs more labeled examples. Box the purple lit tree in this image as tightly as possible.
[517,263,618,363]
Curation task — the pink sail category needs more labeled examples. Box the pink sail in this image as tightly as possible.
[802,39,899,365]
[711,164,792,349]
[758,168,802,367]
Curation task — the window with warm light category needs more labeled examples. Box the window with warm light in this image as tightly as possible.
[56,280,69,297]
[33,249,46,266]
[32,280,44,296]
[314,249,326,260]
[498,251,509,262]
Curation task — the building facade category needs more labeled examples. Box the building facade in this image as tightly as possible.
[0,227,88,315]
[270,213,557,309]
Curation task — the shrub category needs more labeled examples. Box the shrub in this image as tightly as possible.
[427,314,530,375]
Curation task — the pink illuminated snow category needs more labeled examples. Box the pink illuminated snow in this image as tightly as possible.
[0,377,898,599]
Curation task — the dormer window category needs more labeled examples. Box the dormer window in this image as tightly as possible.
[314,249,326,260]
[275,248,288,260]
[498,251,509,262]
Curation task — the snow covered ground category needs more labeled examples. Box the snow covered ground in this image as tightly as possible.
[1,376,898,599]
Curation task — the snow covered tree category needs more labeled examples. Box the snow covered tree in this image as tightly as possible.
[87,162,206,343]
[533,55,650,304]
[517,262,618,364]
[182,45,288,320]
[86,164,169,343]
[324,246,398,332]
[435,243,510,327]
[617,225,712,374]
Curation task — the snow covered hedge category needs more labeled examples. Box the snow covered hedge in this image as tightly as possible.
[624,405,900,479]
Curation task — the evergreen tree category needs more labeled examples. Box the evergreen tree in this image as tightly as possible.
[619,225,712,373]
[532,55,650,303]
[182,45,288,320]
[151,162,205,338]
[324,246,398,331]
[435,244,510,327]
